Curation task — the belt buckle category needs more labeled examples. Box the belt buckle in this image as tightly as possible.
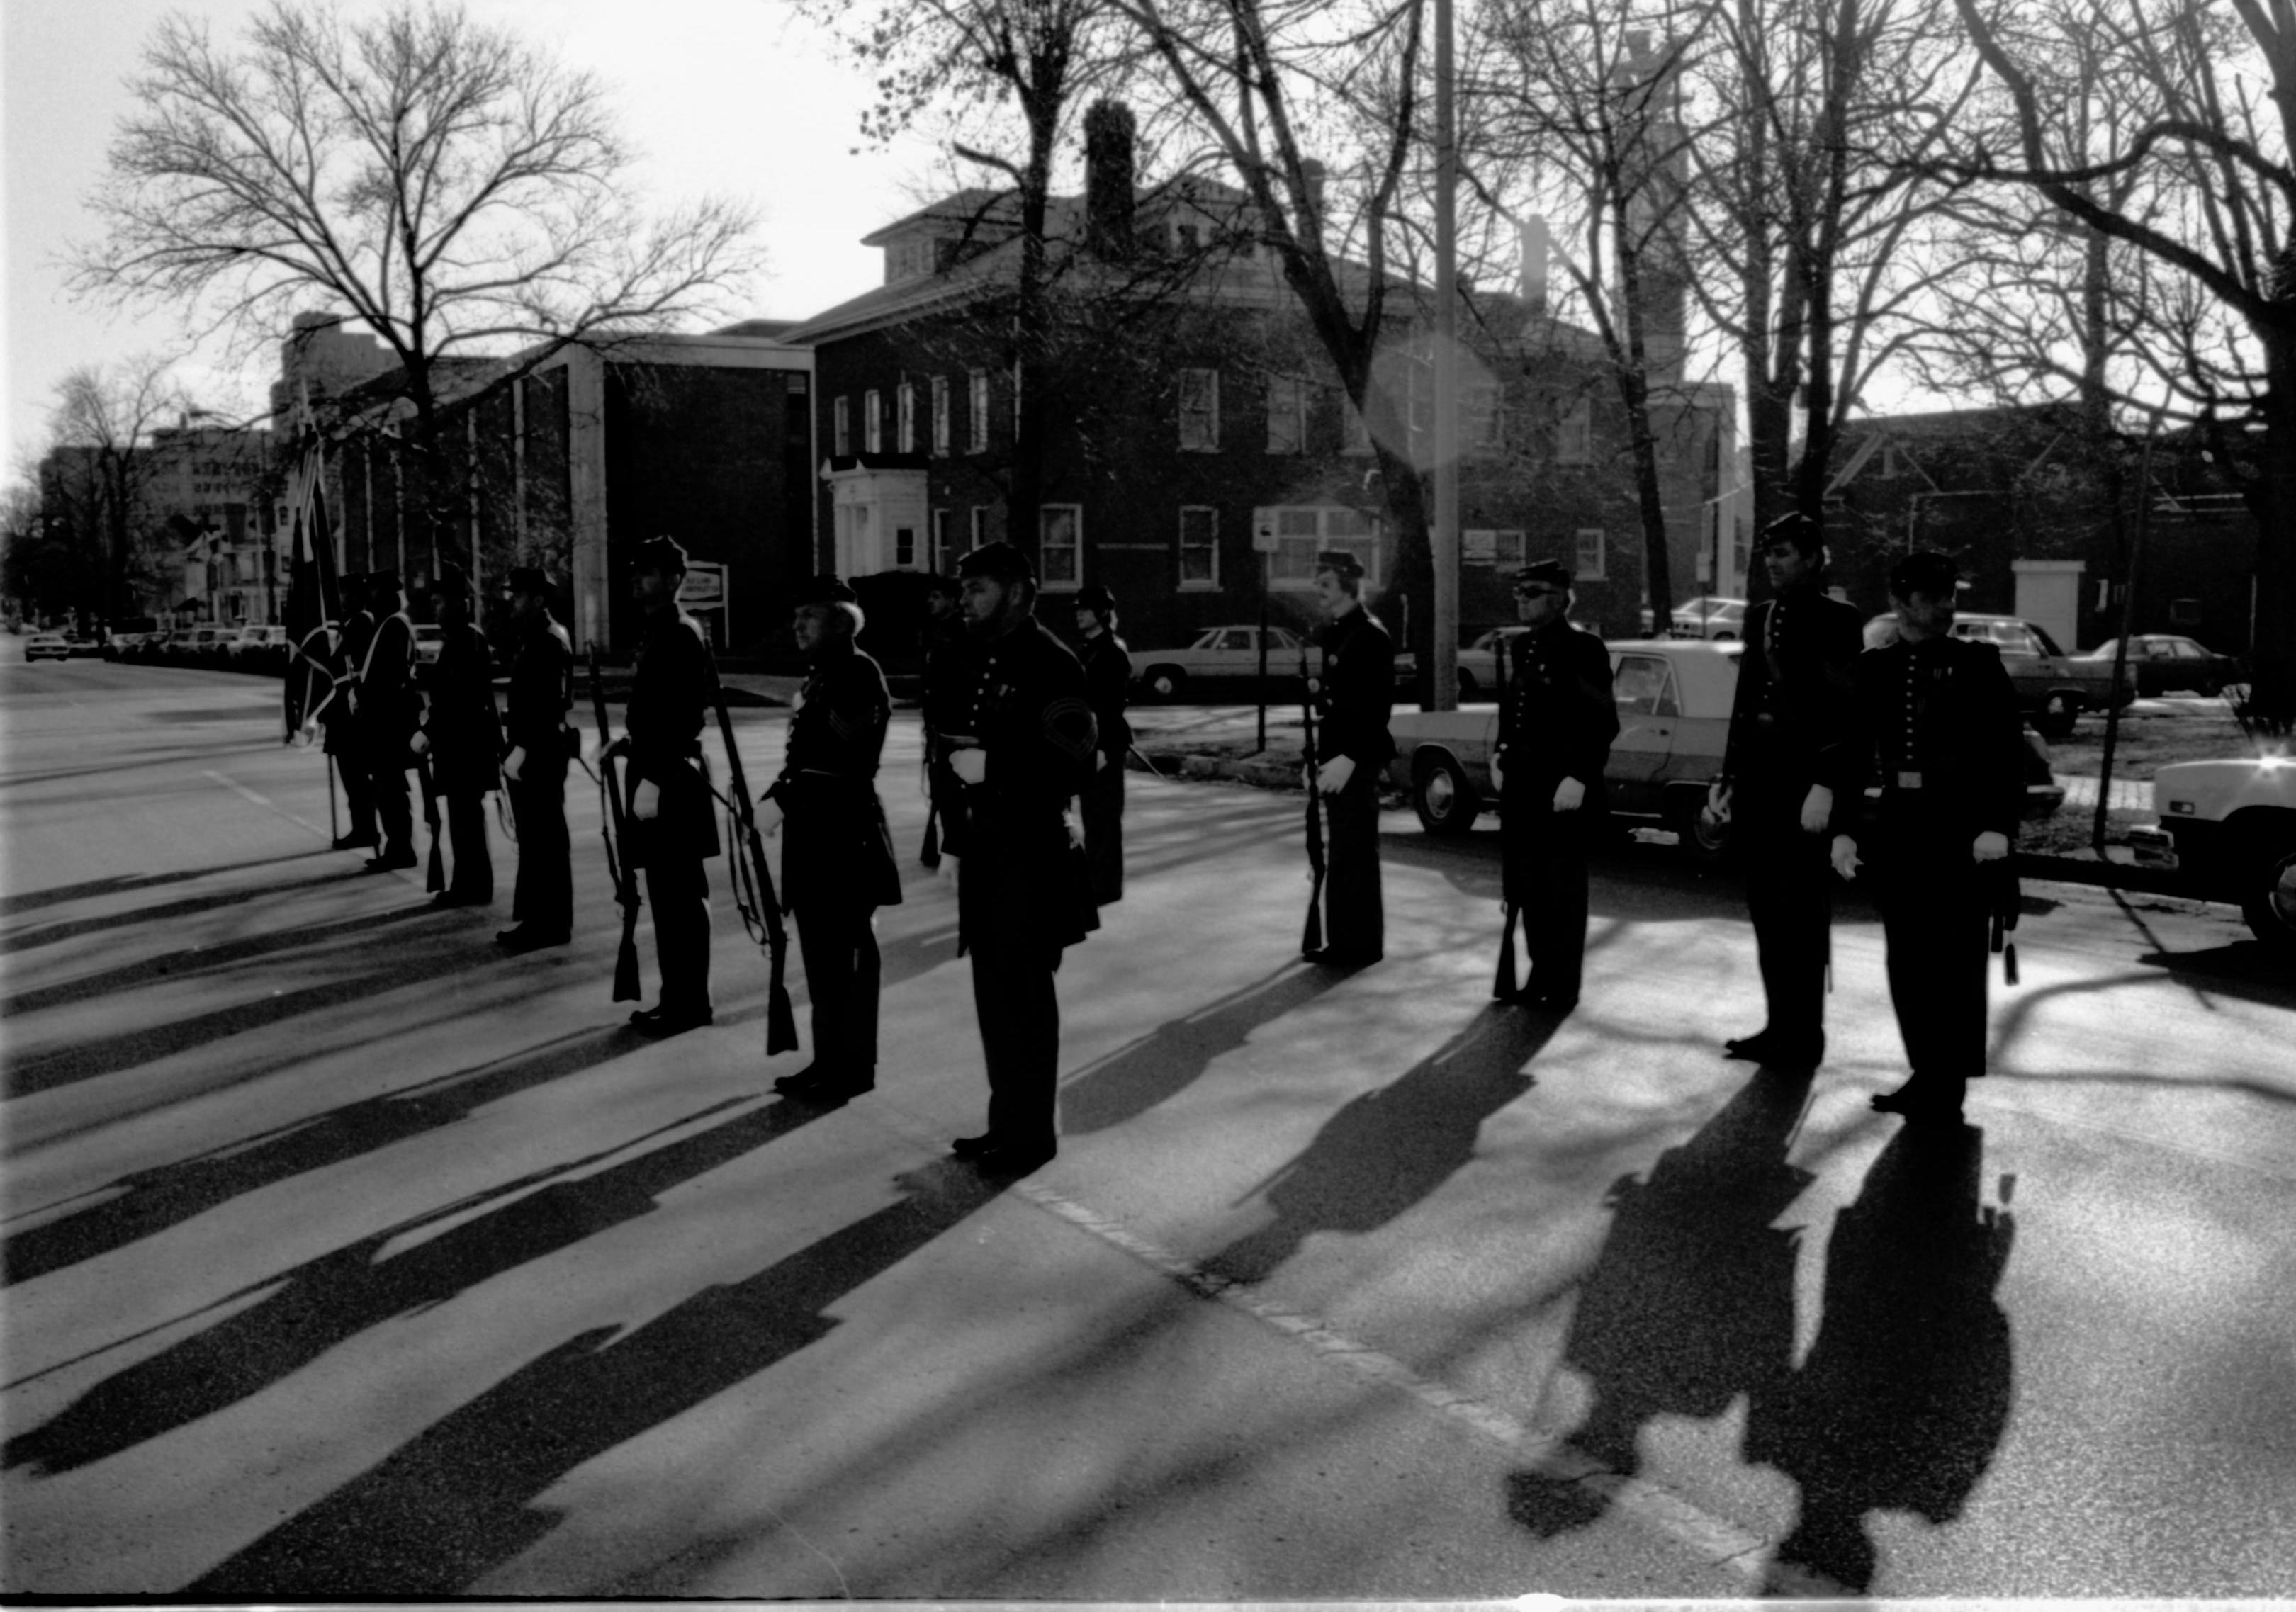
[1896,770,1924,789]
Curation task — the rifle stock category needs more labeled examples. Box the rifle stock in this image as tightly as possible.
[416,752,445,893]
[710,688,800,1055]
[1494,903,1519,1000]
[586,644,644,1002]
[1300,648,1326,955]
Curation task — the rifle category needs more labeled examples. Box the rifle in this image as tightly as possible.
[1990,857,2021,987]
[1300,646,1327,955]
[415,750,445,894]
[919,739,942,869]
[709,684,800,1055]
[1492,625,1515,996]
[586,643,644,1001]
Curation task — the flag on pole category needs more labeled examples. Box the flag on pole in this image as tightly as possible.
[281,444,346,741]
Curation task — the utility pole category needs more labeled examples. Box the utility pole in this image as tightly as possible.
[1431,0,1460,711]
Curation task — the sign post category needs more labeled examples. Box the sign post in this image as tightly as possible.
[680,560,729,650]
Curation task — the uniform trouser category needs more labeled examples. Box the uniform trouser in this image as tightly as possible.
[328,738,376,839]
[444,792,493,898]
[1084,757,1125,903]
[371,745,414,857]
[796,898,882,1071]
[1738,787,1833,1051]
[960,865,1062,1151]
[643,853,713,1013]
[1873,832,1990,1084]
[1502,787,1592,999]
[1319,768,1384,959]
[507,773,573,933]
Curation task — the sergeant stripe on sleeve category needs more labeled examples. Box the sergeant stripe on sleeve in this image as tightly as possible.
[1042,694,1098,760]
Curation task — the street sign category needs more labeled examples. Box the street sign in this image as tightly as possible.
[680,561,726,607]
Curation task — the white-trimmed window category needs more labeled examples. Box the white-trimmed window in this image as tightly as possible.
[897,383,916,454]
[931,507,951,570]
[1465,529,1526,568]
[1265,374,1306,454]
[833,395,851,456]
[1263,505,1380,590]
[894,521,918,568]
[1178,368,1220,451]
[968,369,991,452]
[1465,383,1503,453]
[1040,504,1081,589]
[864,389,882,453]
[1179,505,1220,588]
[1575,527,1606,581]
[1557,396,1594,465]
[931,376,950,455]
[969,506,991,548]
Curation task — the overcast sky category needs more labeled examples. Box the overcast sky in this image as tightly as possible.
[1,0,950,474]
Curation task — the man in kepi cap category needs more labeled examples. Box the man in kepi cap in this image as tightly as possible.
[412,563,501,907]
[1708,511,1864,1071]
[1073,582,1132,904]
[939,541,1098,1175]
[497,565,575,952]
[322,570,378,852]
[355,569,422,872]
[1829,550,2024,1122]
[603,535,721,1035]
[1488,558,1619,1010]
[762,575,903,1103]
[1303,548,1395,964]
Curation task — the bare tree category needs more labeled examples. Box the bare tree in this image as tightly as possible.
[72,0,761,570]
[35,357,192,626]
[1937,0,2296,728]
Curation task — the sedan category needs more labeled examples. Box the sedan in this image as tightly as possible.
[1132,624,1417,701]
[2082,634,2246,698]
[1670,596,1749,639]
[24,631,72,663]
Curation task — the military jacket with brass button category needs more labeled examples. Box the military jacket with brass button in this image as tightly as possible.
[1311,606,1397,770]
[1835,633,2024,842]
[1721,586,1864,793]
[1493,619,1619,804]
[420,621,503,796]
[765,638,902,910]
[502,615,573,775]
[1079,631,1132,760]
[624,606,721,860]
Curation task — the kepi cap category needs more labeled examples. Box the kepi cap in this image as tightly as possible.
[957,541,1035,584]
[1313,549,1365,581]
[505,565,552,596]
[793,573,859,607]
[1513,558,1572,593]
[1889,548,1962,598]
[631,534,689,575]
[1075,583,1116,614]
[1760,510,1825,553]
[429,563,471,598]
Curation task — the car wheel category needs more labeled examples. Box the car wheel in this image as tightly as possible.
[1144,665,1187,701]
[1712,631,1737,642]
[1668,783,1733,867]
[2241,842,2296,952]
[1412,752,1480,837]
[2034,692,2079,739]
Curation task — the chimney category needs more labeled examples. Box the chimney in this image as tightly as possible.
[1084,100,1137,259]
[1299,159,1328,244]
[1521,215,1550,315]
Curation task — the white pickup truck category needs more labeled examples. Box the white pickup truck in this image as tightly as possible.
[2128,756,2296,951]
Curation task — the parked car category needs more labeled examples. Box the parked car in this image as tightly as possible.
[1670,596,1750,640]
[2081,635,2247,699]
[1455,627,1528,701]
[1864,610,2130,737]
[24,631,72,663]
[1132,624,1416,701]
[2129,755,2296,950]
[227,624,291,671]
[102,616,164,660]
[1388,637,2064,856]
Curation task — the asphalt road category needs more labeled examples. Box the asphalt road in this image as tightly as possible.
[3,655,2293,1598]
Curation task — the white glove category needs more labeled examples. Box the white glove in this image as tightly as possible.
[952,748,988,786]
[1801,783,1833,835]
[1830,834,1862,881]
[410,730,431,756]
[758,795,784,836]
[1553,776,1586,812]
[937,851,961,887]
[1972,830,2010,863]
[1064,804,1086,850]
[1490,753,1506,793]
[1706,780,1733,823]
[632,778,661,821]
[1316,754,1356,794]
[503,745,527,783]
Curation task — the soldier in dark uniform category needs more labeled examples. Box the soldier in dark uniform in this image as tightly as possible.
[918,574,969,867]
[763,576,904,1103]
[1708,512,1864,1070]
[939,541,1098,1175]
[1829,551,2025,1122]
[1304,549,1395,965]
[357,570,422,872]
[1490,558,1619,1010]
[324,572,379,852]
[606,536,721,1036]
[1074,582,1132,905]
[497,565,575,952]
[411,565,500,907]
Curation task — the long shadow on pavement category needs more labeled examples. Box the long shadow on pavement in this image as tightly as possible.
[4,1090,838,1474]
[3,906,494,1099]
[0,866,383,956]
[1203,1005,1558,1285]
[4,1025,637,1287]
[0,848,339,919]
[180,1159,1007,1596]
[1505,1067,1815,1536]
[1059,963,1359,1137]
[1755,1122,2015,1593]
